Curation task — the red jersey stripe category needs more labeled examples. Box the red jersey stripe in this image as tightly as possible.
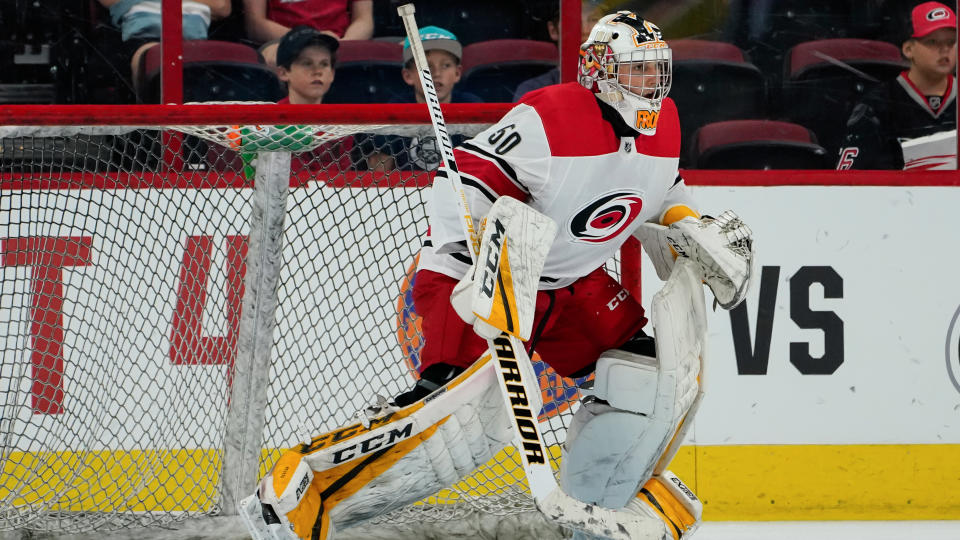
[454,147,527,200]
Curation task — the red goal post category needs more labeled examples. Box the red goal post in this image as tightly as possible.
[0,102,644,538]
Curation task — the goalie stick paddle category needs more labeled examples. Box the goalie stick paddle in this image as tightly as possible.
[396,5,662,539]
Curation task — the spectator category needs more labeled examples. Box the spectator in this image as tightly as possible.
[244,0,373,66]
[837,1,957,169]
[276,25,337,104]
[275,26,353,178]
[512,1,605,102]
[98,0,231,92]
[361,26,482,172]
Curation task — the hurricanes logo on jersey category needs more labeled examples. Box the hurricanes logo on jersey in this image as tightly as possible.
[569,191,644,243]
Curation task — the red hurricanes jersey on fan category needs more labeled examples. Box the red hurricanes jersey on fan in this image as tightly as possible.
[419,82,698,289]
[267,0,355,37]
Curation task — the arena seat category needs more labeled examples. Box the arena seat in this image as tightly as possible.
[136,40,283,103]
[689,119,832,169]
[323,40,406,104]
[460,39,558,103]
[669,39,766,167]
[726,0,853,89]
[780,38,906,157]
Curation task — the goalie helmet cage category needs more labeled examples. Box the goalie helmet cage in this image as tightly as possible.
[0,103,643,540]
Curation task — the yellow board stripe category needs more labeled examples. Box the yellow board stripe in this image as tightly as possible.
[2,444,959,519]
[0,449,220,512]
[686,444,960,520]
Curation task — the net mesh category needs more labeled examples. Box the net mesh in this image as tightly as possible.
[0,119,621,536]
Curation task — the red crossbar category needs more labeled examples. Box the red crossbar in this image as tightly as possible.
[0,103,513,126]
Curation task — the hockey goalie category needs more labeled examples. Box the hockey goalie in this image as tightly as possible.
[239,10,755,540]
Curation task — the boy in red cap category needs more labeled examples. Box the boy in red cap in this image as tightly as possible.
[837,1,956,169]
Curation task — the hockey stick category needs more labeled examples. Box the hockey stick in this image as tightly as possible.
[397,5,667,539]
[396,1,555,499]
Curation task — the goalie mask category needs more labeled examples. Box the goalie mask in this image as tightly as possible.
[579,11,672,135]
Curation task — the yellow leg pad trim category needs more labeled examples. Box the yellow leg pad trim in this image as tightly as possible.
[297,354,493,459]
[271,449,308,501]
[643,476,697,535]
[286,417,450,539]
[639,494,680,540]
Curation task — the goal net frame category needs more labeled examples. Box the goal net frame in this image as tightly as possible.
[0,103,643,539]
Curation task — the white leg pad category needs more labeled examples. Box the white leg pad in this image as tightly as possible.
[560,258,707,511]
[560,351,674,508]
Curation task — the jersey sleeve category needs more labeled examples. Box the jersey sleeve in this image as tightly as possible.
[426,104,550,255]
[655,174,700,225]
[836,95,902,170]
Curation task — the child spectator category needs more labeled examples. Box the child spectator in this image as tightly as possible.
[275,26,353,178]
[98,0,231,93]
[361,25,482,172]
[244,0,373,66]
[276,25,338,104]
[837,1,957,169]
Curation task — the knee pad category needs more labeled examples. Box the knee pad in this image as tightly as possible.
[560,347,694,510]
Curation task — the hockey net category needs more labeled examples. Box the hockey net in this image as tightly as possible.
[0,104,642,539]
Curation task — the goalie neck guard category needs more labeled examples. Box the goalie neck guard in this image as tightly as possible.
[578,11,672,136]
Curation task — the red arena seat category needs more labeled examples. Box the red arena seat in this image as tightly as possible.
[460,39,558,103]
[668,39,766,167]
[136,40,282,103]
[689,119,832,169]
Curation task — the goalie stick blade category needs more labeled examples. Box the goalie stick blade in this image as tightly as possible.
[238,494,300,540]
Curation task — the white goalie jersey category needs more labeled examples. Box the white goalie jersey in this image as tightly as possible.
[419,82,699,289]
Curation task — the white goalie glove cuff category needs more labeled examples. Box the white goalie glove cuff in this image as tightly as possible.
[633,222,677,282]
[667,211,755,310]
[451,271,503,340]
